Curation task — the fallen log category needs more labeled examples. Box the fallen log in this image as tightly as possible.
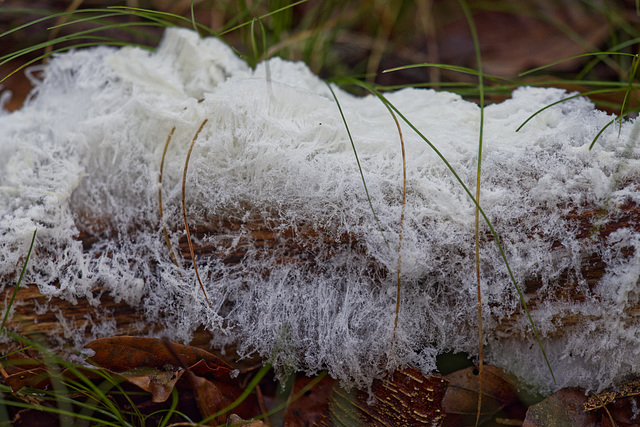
[2,191,638,352]
[2,28,640,394]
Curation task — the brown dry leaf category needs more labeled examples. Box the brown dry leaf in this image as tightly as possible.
[116,366,184,403]
[185,359,259,421]
[228,413,264,426]
[189,373,231,425]
[58,364,184,404]
[443,365,527,426]
[188,358,235,381]
[523,388,597,426]
[84,336,259,414]
[284,374,336,426]
[315,366,448,426]
[85,336,233,375]
[5,367,51,391]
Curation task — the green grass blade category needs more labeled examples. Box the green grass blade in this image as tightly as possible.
[1,40,146,85]
[190,0,197,33]
[4,333,131,424]
[0,21,163,67]
[340,77,556,383]
[588,107,640,150]
[203,363,272,423]
[218,0,310,36]
[519,51,638,77]
[515,88,623,132]
[458,0,487,421]
[0,397,123,426]
[156,387,181,427]
[576,38,640,80]
[0,8,89,38]
[1,228,36,334]
[106,6,217,36]
[618,54,640,136]
[325,81,391,250]
[383,62,512,85]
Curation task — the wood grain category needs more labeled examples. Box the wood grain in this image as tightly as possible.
[1,196,639,355]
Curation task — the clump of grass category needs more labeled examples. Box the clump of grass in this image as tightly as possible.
[0,231,162,425]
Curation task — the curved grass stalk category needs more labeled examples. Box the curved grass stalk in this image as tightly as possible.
[340,77,556,384]
[106,6,217,37]
[378,102,406,347]
[159,126,181,270]
[588,108,640,150]
[218,0,310,37]
[576,39,640,80]
[457,0,486,423]
[518,51,639,77]
[250,17,268,66]
[0,21,164,67]
[383,62,512,85]
[189,0,197,33]
[0,40,141,85]
[618,54,640,136]
[515,88,624,132]
[182,119,211,307]
[0,8,89,38]
[203,363,271,423]
[325,82,390,250]
[156,388,181,427]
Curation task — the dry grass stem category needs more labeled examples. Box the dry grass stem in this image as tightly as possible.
[181,119,210,307]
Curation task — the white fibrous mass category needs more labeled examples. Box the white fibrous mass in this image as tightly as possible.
[1,28,639,393]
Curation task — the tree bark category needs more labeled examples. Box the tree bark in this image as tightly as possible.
[1,197,639,356]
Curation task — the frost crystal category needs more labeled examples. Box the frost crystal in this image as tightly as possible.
[1,28,639,392]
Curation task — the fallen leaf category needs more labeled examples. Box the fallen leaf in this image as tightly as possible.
[228,413,264,426]
[189,358,234,381]
[443,365,527,426]
[5,367,51,391]
[117,366,184,403]
[84,336,233,377]
[523,388,597,427]
[84,336,259,419]
[190,373,232,425]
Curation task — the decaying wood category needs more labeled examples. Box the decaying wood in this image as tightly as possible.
[315,366,448,426]
[1,196,639,354]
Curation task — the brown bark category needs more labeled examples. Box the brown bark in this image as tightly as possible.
[1,196,639,355]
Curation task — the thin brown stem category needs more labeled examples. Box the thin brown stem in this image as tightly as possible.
[43,0,85,64]
[182,119,210,307]
[159,126,181,270]
[384,103,406,348]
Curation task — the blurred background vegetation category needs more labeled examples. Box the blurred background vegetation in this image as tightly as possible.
[1,0,639,111]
